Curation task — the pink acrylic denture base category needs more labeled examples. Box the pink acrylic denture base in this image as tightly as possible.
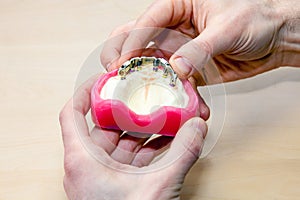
[91,69,200,137]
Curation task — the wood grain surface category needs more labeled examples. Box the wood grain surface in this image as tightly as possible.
[0,1,299,199]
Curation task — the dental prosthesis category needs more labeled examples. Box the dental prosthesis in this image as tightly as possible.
[91,57,200,136]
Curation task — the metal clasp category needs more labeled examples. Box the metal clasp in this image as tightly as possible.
[118,57,178,87]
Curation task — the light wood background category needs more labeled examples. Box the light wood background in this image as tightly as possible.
[1,1,300,199]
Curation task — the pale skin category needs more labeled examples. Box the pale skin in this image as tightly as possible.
[60,0,300,199]
[60,77,207,200]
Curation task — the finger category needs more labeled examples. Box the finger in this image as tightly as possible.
[151,30,211,120]
[110,133,150,164]
[90,126,121,154]
[197,92,210,121]
[188,77,210,121]
[118,0,189,65]
[59,76,98,152]
[131,136,173,167]
[100,21,136,71]
[152,117,207,175]
[170,25,235,83]
[153,28,192,58]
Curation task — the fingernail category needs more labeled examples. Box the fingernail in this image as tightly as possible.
[174,57,193,77]
[192,118,207,139]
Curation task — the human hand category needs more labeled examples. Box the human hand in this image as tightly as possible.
[101,0,300,85]
[59,77,208,200]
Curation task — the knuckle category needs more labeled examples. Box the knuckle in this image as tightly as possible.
[197,39,213,56]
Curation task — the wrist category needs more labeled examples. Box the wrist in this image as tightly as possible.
[279,19,300,67]
[274,0,300,20]
[125,182,181,200]
[275,0,300,67]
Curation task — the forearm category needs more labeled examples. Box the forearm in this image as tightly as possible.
[277,0,300,67]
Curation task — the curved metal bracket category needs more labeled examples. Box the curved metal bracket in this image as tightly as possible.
[118,57,178,87]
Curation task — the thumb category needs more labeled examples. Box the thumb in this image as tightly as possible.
[169,26,233,81]
[155,117,207,175]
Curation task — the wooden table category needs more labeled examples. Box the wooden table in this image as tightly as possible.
[1,1,299,199]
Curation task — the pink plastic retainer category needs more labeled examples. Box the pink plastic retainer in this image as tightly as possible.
[91,69,200,137]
